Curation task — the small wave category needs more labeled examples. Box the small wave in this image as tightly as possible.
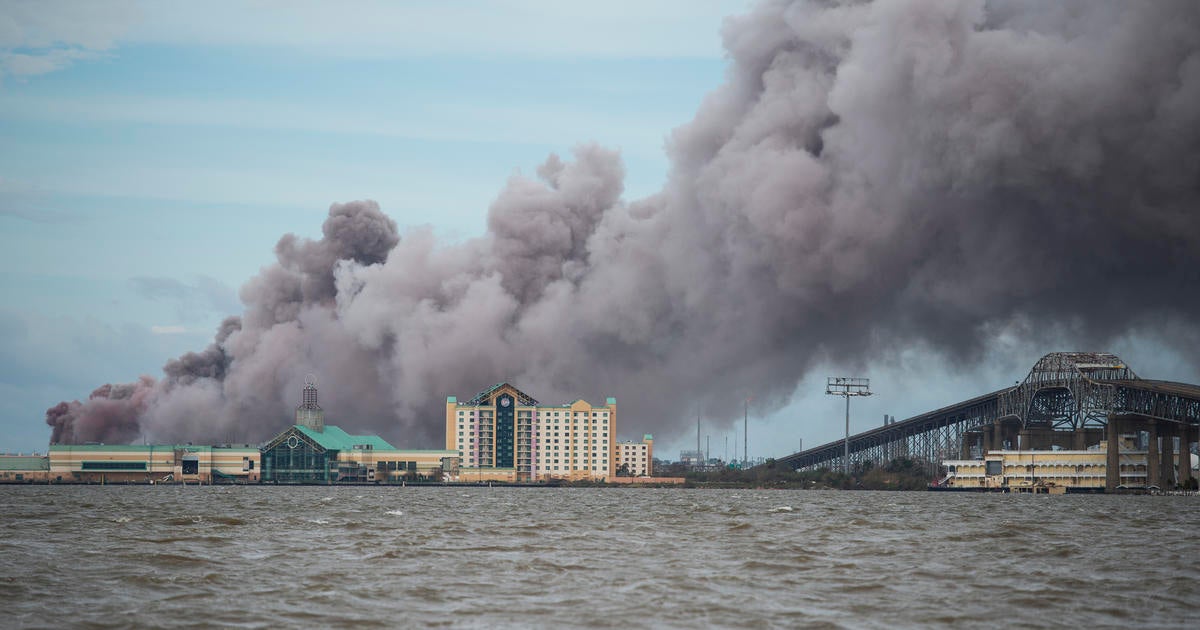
[164,516,205,526]
[768,506,794,513]
[385,509,404,516]
[146,552,213,566]
[319,497,333,502]
[113,516,132,523]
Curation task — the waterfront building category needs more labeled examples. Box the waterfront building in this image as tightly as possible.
[613,434,654,477]
[941,434,1193,492]
[262,382,457,483]
[0,454,50,483]
[46,444,260,484]
[260,424,456,483]
[445,383,616,482]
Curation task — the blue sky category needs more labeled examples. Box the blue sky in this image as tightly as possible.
[4,1,1198,459]
[0,0,751,453]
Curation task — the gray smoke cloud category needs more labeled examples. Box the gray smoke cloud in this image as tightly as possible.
[47,0,1200,448]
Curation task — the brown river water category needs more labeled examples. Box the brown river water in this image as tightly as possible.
[1,486,1196,628]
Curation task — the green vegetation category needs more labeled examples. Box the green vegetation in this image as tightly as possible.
[680,457,934,490]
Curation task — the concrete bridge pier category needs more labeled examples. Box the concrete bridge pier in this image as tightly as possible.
[997,419,1021,451]
[1106,415,1122,491]
[1072,428,1102,450]
[1147,421,1160,488]
[1018,427,1053,450]
[1159,425,1176,488]
[1181,424,1195,487]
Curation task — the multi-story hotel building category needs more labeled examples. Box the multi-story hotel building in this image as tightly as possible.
[446,383,615,482]
[613,435,654,477]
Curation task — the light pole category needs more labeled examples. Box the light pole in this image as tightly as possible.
[826,377,872,475]
[744,397,750,466]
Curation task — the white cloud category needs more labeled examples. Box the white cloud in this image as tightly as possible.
[0,0,138,79]
[129,0,746,59]
[1,0,747,80]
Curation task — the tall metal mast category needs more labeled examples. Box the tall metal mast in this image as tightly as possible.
[826,377,872,474]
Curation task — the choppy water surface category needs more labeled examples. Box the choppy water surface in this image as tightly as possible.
[1,486,1196,628]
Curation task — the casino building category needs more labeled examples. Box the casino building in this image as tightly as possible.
[445,383,616,482]
[260,380,457,483]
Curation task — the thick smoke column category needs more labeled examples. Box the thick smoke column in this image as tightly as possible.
[48,0,1200,446]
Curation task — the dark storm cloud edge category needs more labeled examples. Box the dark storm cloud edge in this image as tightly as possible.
[47,0,1200,447]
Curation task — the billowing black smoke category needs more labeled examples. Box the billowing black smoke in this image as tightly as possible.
[47,0,1200,446]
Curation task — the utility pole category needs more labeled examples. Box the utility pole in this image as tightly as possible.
[744,397,750,466]
[826,377,873,475]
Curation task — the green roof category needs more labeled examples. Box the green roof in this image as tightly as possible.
[0,455,49,471]
[47,444,258,453]
[294,425,396,451]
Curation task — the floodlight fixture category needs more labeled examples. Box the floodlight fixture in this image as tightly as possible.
[826,377,873,474]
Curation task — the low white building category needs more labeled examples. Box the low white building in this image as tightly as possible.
[614,435,654,477]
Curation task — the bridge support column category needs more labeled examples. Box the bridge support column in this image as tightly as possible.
[1074,427,1087,450]
[1160,426,1176,488]
[1106,416,1121,492]
[1183,425,1196,488]
[1002,422,1020,450]
[1147,421,1160,489]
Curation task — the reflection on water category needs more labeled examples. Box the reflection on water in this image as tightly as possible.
[1,486,1195,627]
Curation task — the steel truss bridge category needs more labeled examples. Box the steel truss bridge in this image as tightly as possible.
[777,352,1200,478]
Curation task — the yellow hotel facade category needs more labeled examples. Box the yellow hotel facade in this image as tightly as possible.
[446,383,616,482]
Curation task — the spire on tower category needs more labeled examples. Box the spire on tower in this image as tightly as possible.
[295,375,325,432]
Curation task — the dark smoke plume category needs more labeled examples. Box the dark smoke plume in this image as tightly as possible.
[47,0,1200,446]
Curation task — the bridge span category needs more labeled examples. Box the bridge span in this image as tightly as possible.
[776,352,1200,490]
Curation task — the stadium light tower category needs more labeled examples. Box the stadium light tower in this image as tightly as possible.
[826,377,872,475]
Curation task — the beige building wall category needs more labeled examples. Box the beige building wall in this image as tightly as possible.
[47,445,260,484]
[613,435,654,476]
[446,384,618,481]
[335,448,457,481]
[943,436,1158,491]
